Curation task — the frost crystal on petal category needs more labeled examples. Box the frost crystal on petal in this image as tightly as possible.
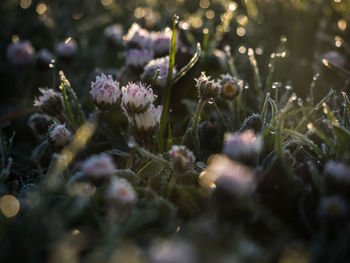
[48,123,72,147]
[121,82,157,115]
[90,74,121,110]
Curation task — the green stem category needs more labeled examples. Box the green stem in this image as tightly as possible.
[224,46,239,79]
[159,15,177,151]
[165,172,177,198]
[60,83,77,129]
[126,149,136,169]
[66,85,86,125]
[152,68,160,87]
[193,99,206,132]
[213,102,233,131]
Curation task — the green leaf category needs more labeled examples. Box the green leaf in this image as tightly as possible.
[331,125,350,154]
[282,128,324,156]
[149,168,171,193]
[173,42,201,83]
[115,169,140,185]
[137,160,164,181]
[295,89,334,132]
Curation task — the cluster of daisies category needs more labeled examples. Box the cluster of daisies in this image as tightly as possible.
[90,74,162,142]
[123,23,178,87]
[6,38,78,68]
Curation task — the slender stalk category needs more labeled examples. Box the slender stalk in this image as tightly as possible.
[265,53,276,93]
[260,92,270,130]
[59,71,85,126]
[173,43,201,84]
[165,172,177,198]
[159,15,178,151]
[152,68,160,87]
[295,89,334,132]
[213,102,233,131]
[60,83,77,129]
[310,73,319,106]
[224,46,239,79]
[193,99,206,132]
[126,149,136,169]
[248,48,263,106]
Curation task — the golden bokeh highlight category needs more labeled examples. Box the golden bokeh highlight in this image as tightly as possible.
[199,0,210,9]
[0,195,20,218]
[101,0,113,6]
[236,27,246,36]
[205,10,215,19]
[36,3,47,15]
[338,19,347,31]
[20,0,32,9]
[12,35,19,43]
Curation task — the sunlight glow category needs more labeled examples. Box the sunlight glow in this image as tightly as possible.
[0,195,20,218]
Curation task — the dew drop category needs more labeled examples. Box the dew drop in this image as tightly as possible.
[297,98,303,107]
[128,140,136,148]
[313,73,320,81]
[174,15,180,24]
[208,98,214,104]
[285,85,293,90]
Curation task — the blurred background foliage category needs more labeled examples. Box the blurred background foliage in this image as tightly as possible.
[1,0,350,262]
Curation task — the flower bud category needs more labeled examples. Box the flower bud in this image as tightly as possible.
[55,38,78,59]
[90,74,121,111]
[125,49,154,68]
[239,113,262,133]
[36,49,55,68]
[317,195,348,224]
[141,56,177,87]
[121,82,157,115]
[6,40,35,68]
[27,113,52,136]
[104,24,123,46]
[82,154,115,186]
[34,88,64,117]
[131,104,162,141]
[219,74,242,100]
[203,155,256,196]
[324,160,350,195]
[106,177,137,208]
[195,72,221,101]
[169,145,195,173]
[322,51,345,68]
[150,27,181,57]
[223,130,263,160]
[149,239,197,263]
[123,23,151,49]
[48,123,72,147]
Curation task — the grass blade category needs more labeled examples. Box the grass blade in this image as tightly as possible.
[60,81,77,129]
[248,48,263,106]
[173,42,201,83]
[283,128,324,156]
[159,15,178,151]
[295,89,334,132]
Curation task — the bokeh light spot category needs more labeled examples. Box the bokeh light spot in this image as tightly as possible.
[20,0,32,9]
[0,195,20,218]
[36,3,47,15]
